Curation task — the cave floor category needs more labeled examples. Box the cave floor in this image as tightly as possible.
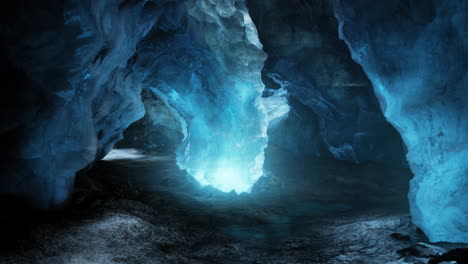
[1,154,467,264]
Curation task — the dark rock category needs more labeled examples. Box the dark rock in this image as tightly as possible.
[0,158,436,264]
[390,232,411,241]
[397,243,446,258]
[429,248,468,264]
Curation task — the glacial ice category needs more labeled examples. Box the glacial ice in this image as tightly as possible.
[0,0,272,204]
[247,0,408,166]
[175,0,269,193]
[1,0,164,207]
[334,0,468,242]
[102,149,146,161]
[128,0,270,193]
[4,0,462,225]
[262,87,290,126]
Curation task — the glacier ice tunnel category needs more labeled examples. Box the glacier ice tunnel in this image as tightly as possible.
[1,0,467,263]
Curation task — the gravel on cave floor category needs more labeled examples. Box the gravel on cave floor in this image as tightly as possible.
[1,158,466,264]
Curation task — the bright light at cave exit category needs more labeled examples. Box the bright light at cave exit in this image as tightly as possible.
[194,167,248,193]
[183,91,288,194]
[190,154,265,193]
[180,118,267,193]
[175,80,269,194]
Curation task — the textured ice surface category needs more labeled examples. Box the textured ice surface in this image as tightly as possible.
[1,0,270,204]
[148,0,269,193]
[101,0,269,193]
[0,0,162,207]
[262,87,290,126]
[116,90,186,154]
[334,0,468,242]
[247,0,408,166]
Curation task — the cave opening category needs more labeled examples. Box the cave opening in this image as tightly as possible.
[1,0,467,263]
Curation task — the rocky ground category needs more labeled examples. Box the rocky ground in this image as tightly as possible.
[1,153,467,264]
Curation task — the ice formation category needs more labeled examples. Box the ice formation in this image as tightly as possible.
[2,0,466,245]
[100,0,270,193]
[1,0,269,205]
[334,0,468,242]
[247,0,408,166]
[1,0,160,207]
[149,0,269,193]
[262,87,290,127]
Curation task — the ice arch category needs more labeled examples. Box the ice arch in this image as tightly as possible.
[129,0,271,193]
[1,0,273,206]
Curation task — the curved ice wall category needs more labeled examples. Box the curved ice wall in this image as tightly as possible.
[138,0,269,193]
[183,0,268,193]
[1,0,268,206]
[247,0,408,167]
[334,0,468,242]
[1,0,162,207]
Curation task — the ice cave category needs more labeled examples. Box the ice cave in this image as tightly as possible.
[0,0,467,263]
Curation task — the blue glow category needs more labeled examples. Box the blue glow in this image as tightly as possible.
[175,79,269,193]
[145,0,269,193]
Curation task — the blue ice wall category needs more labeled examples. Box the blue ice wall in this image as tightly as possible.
[182,0,268,193]
[1,0,269,205]
[334,0,468,242]
[247,0,408,167]
[0,0,167,207]
[135,0,269,193]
